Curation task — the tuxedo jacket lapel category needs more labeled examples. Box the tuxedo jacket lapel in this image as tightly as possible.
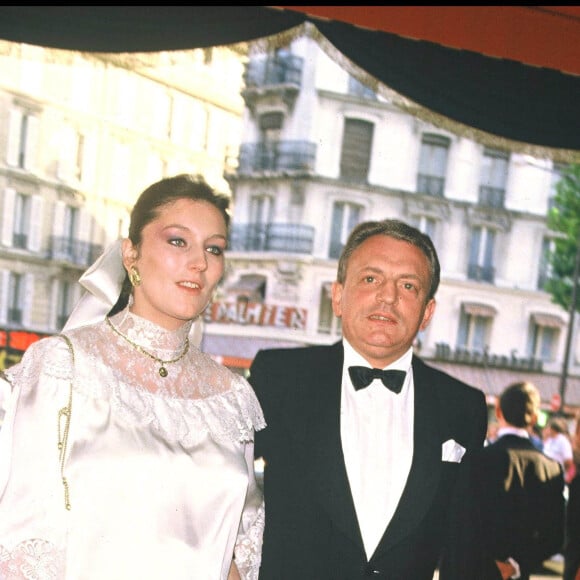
[372,357,442,556]
[310,342,364,550]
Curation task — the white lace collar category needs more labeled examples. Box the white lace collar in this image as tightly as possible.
[107,307,193,359]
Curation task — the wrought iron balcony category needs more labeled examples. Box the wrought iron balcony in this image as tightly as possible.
[244,53,303,88]
[237,141,316,174]
[229,223,314,254]
[49,236,104,267]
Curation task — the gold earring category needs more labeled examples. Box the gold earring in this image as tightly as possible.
[129,266,141,287]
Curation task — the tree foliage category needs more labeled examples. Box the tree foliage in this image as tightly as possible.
[546,163,580,313]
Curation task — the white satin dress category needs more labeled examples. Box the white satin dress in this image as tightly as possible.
[0,308,266,580]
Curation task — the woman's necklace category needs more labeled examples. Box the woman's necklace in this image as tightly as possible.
[106,317,190,378]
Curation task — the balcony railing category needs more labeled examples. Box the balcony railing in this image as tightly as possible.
[478,185,505,208]
[244,53,304,88]
[49,237,104,267]
[416,174,445,197]
[467,263,495,283]
[237,141,316,174]
[229,223,314,254]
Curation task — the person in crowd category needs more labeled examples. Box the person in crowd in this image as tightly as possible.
[529,422,544,452]
[564,470,580,580]
[474,381,565,580]
[249,218,488,579]
[486,420,500,446]
[571,414,580,473]
[544,417,576,483]
[0,174,265,579]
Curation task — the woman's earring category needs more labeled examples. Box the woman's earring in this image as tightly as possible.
[129,266,142,287]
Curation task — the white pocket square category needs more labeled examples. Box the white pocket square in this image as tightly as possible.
[441,439,466,463]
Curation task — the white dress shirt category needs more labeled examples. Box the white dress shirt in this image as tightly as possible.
[340,339,414,558]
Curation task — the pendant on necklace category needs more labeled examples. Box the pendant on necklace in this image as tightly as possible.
[159,366,168,378]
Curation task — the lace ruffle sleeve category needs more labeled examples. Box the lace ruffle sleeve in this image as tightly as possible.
[234,441,265,580]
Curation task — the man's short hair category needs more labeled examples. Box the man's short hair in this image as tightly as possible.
[499,381,540,428]
[336,219,440,301]
[548,417,568,434]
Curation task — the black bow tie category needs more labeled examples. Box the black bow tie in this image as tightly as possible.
[348,366,406,394]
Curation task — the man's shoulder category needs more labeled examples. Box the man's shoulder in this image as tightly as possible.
[253,341,340,365]
[412,355,484,399]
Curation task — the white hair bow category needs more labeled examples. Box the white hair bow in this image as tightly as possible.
[62,239,204,346]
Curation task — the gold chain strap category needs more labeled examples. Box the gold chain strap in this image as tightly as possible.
[57,334,74,511]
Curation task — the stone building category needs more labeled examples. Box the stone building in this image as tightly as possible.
[199,28,580,414]
[0,40,245,370]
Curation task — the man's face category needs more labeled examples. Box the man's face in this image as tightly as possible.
[332,235,436,368]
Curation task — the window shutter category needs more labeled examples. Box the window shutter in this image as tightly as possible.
[6,110,22,167]
[0,270,8,325]
[28,195,43,252]
[25,115,39,172]
[77,207,92,242]
[339,118,373,182]
[1,188,16,247]
[21,273,34,327]
[49,278,59,330]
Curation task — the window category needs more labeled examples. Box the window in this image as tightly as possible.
[7,108,39,171]
[57,124,85,182]
[329,201,361,259]
[51,203,93,265]
[527,314,563,362]
[1,189,42,251]
[246,195,274,251]
[318,282,341,335]
[456,303,495,354]
[347,75,376,100]
[410,215,436,240]
[417,134,449,197]
[288,183,304,224]
[340,118,373,183]
[56,280,75,330]
[538,237,555,290]
[0,271,32,327]
[467,226,495,283]
[479,147,509,207]
[13,193,30,249]
[250,195,273,226]
[255,111,283,172]
[8,273,22,324]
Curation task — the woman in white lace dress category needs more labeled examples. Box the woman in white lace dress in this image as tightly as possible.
[0,174,265,580]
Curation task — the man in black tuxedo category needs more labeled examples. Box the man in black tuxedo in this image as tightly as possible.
[249,219,488,579]
[474,381,565,580]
